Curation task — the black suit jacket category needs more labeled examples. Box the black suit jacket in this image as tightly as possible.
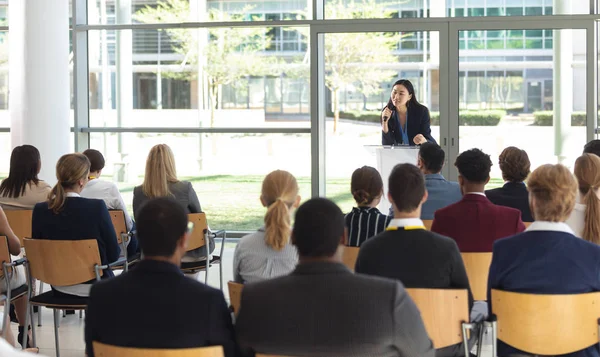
[485,182,533,222]
[355,228,473,308]
[382,104,437,146]
[236,262,435,357]
[85,260,238,357]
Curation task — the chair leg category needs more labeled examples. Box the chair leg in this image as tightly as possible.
[53,310,60,357]
[461,323,474,357]
[79,310,83,319]
[491,319,498,357]
[37,281,43,327]
[477,321,486,357]
[219,262,223,291]
[1,301,8,340]
[22,298,31,350]
[29,304,36,348]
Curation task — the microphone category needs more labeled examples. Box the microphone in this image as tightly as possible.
[383,103,394,122]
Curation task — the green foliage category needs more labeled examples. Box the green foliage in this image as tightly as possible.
[333,110,504,126]
[532,111,589,126]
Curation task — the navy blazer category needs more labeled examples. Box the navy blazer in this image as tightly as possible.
[382,104,437,146]
[32,197,121,279]
[488,228,600,357]
[85,260,238,357]
[485,182,533,222]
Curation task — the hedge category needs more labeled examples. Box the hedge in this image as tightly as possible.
[532,111,589,126]
[330,109,504,126]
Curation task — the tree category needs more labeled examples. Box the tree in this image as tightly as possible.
[135,0,274,126]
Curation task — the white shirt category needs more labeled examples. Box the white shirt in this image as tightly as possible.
[387,218,425,228]
[526,221,576,235]
[565,193,586,239]
[81,179,133,231]
[465,192,487,197]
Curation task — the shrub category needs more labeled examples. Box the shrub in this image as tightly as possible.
[333,109,504,126]
[533,111,588,126]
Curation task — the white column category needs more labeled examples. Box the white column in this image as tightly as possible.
[9,0,70,184]
[553,0,573,164]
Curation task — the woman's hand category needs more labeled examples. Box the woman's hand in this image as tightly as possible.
[381,107,392,133]
[413,134,427,145]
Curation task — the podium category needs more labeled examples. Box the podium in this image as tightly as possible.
[364,145,419,214]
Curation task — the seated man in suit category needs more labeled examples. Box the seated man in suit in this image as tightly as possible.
[431,148,525,252]
[485,146,533,222]
[417,143,462,219]
[236,198,435,357]
[84,197,237,357]
[356,163,474,357]
[488,164,600,357]
[584,139,600,157]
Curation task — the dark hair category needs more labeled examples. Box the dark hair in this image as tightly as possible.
[385,79,423,110]
[350,166,383,206]
[418,143,445,173]
[83,149,106,173]
[584,140,600,157]
[136,197,188,258]
[455,148,492,183]
[499,146,530,182]
[0,145,41,198]
[292,198,344,258]
[388,164,425,213]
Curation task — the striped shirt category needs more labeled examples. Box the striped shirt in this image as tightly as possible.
[233,227,298,284]
[345,207,392,247]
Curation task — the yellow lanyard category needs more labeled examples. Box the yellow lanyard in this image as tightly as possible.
[386,226,426,231]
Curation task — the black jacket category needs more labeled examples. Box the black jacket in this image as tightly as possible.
[382,104,437,146]
[485,182,533,222]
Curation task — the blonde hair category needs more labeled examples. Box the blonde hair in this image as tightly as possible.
[48,153,90,214]
[262,170,299,251]
[527,164,577,222]
[574,154,600,244]
[142,144,179,198]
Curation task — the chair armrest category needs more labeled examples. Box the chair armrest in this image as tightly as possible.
[209,230,226,239]
[6,257,27,267]
[97,257,127,270]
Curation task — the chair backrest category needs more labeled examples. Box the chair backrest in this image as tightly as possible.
[524,221,532,228]
[422,220,433,230]
[228,281,243,316]
[492,289,600,355]
[109,210,127,244]
[4,210,32,245]
[256,354,293,357]
[93,342,224,357]
[187,213,208,251]
[461,252,492,301]
[0,236,10,278]
[341,246,360,272]
[23,238,102,286]
[406,288,469,349]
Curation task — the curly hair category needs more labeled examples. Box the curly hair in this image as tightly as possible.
[455,148,492,183]
[584,139,600,157]
[350,166,383,206]
[499,147,530,183]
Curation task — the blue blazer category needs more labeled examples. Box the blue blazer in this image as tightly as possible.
[488,230,600,357]
[421,174,462,220]
[32,197,121,279]
[485,182,533,222]
[382,104,437,146]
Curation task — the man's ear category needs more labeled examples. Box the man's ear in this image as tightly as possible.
[485,176,490,185]
[341,227,348,245]
[179,231,191,251]
[417,156,423,169]
[294,195,301,208]
[422,189,429,204]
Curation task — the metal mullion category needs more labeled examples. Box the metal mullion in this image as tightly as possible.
[310,29,326,198]
[448,22,460,181]
[439,22,452,180]
[452,18,594,31]
[73,0,90,152]
[586,20,598,141]
[76,20,312,31]
[81,127,311,134]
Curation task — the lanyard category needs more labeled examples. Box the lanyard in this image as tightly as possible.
[386,226,425,231]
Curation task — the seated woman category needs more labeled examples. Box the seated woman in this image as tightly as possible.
[566,153,600,244]
[488,164,600,357]
[32,153,120,297]
[485,146,533,222]
[0,208,32,349]
[345,166,391,247]
[132,144,214,259]
[0,145,51,210]
[233,170,300,284]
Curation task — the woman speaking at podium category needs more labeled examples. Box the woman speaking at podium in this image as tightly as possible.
[381,79,437,146]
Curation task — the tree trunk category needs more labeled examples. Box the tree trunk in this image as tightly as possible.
[333,88,339,133]
[209,82,218,128]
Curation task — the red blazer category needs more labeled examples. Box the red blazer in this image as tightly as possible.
[431,194,525,252]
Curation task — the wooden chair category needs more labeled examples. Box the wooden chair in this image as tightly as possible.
[180,213,226,290]
[406,288,473,355]
[489,289,600,356]
[4,210,32,245]
[256,354,292,357]
[423,220,433,230]
[108,210,140,271]
[93,342,224,357]
[524,221,533,228]
[23,238,123,357]
[0,236,33,348]
[341,246,359,272]
[227,281,243,316]
[461,252,492,301]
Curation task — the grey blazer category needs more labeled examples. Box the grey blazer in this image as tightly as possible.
[235,262,435,357]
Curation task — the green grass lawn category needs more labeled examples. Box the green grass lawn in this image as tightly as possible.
[119,175,504,232]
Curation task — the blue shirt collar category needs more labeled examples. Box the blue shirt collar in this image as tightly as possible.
[425,173,446,181]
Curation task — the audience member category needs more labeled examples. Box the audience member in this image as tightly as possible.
[81,149,138,256]
[485,146,533,222]
[416,143,462,219]
[32,153,120,297]
[566,154,600,244]
[133,144,213,259]
[233,170,299,284]
[584,139,600,157]
[236,197,435,357]
[0,145,51,210]
[431,148,525,251]
[355,163,473,357]
[85,197,237,357]
[345,166,391,246]
[488,164,600,357]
